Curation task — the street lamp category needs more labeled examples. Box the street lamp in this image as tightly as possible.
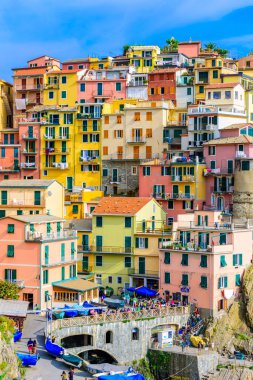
[45,293,53,338]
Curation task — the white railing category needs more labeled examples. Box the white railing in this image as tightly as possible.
[26,230,77,241]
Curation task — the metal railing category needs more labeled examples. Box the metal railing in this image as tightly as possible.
[171,175,195,182]
[26,229,77,241]
[92,90,113,97]
[91,246,133,254]
[15,84,43,91]
[78,245,91,252]
[127,138,147,144]
[130,269,159,277]
[44,163,69,169]
[76,113,101,120]
[7,279,25,288]
[43,148,71,154]
[22,133,38,139]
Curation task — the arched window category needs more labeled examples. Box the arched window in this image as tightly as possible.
[105,330,113,344]
[132,328,139,341]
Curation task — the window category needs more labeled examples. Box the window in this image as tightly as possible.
[104,116,109,124]
[45,246,49,265]
[233,253,243,266]
[235,274,241,286]
[61,243,65,262]
[114,130,123,139]
[242,161,250,170]
[238,144,244,152]
[213,70,218,79]
[161,166,170,176]
[167,217,173,226]
[105,331,113,344]
[146,112,152,121]
[96,256,102,267]
[4,269,16,281]
[72,205,78,214]
[200,276,208,289]
[125,257,131,268]
[187,88,192,95]
[210,160,216,169]
[225,91,231,99]
[135,237,148,249]
[134,112,140,121]
[117,277,122,284]
[116,82,121,91]
[1,191,7,205]
[68,65,73,70]
[107,276,113,284]
[181,253,188,266]
[208,92,211,100]
[212,59,216,67]
[61,76,67,84]
[125,236,132,253]
[14,148,18,158]
[43,270,49,284]
[164,272,170,284]
[1,148,5,158]
[168,200,174,209]
[7,224,14,233]
[218,276,228,289]
[131,166,137,175]
[69,264,76,278]
[199,86,204,94]
[150,88,154,95]
[104,130,108,138]
[142,166,151,176]
[200,255,207,268]
[7,245,14,257]
[132,328,139,340]
[78,65,84,69]
[181,274,188,286]
[17,210,23,215]
[34,191,41,206]
[220,255,227,267]
[48,91,54,99]
[102,168,108,177]
[61,91,67,99]
[96,216,103,227]
[164,252,170,264]
[208,146,216,155]
[146,128,152,138]
[125,217,132,228]
[80,83,85,92]
[213,91,221,99]
[96,274,102,284]
[44,290,49,302]
[235,91,238,100]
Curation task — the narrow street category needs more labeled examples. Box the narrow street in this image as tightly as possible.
[16,314,90,379]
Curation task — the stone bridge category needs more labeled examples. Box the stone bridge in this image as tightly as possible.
[49,306,190,364]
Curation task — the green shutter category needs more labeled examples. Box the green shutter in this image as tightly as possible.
[30,223,35,232]
[57,222,61,232]
[164,252,170,264]
[7,224,14,233]
[72,205,78,214]
[61,243,65,261]
[125,217,132,228]
[218,277,221,289]
[59,126,62,138]
[61,266,65,280]
[219,233,226,245]
[45,246,49,265]
[181,253,188,266]
[71,242,75,259]
[124,257,131,268]
[47,223,51,234]
[145,238,149,248]
[200,255,207,268]
[224,276,228,288]
[197,215,201,226]
[165,272,170,284]
[1,191,7,205]
[125,236,132,253]
[139,257,145,274]
[182,274,188,286]
[233,254,236,266]
[34,191,41,206]
[239,254,243,265]
[220,255,227,267]
[200,276,207,288]
[82,256,89,270]
[7,245,14,257]
[135,238,139,248]
[235,274,241,286]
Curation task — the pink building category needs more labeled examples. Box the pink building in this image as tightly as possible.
[0,215,98,309]
[159,210,253,317]
[62,58,90,71]
[18,121,40,178]
[178,41,201,58]
[0,130,20,180]
[203,123,253,212]
[78,68,127,103]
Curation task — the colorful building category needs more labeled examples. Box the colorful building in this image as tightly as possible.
[90,197,167,293]
[0,179,64,218]
[148,69,177,103]
[159,210,253,316]
[64,189,103,219]
[126,46,160,73]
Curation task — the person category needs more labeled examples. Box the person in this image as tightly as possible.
[27,338,33,354]
[32,339,37,354]
[198,341,201,354]
[68,367,74,380]
[61,371,68,380]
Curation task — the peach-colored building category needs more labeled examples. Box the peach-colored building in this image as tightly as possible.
[159,210,253,317]
[0,129,20,180]
[62,58,90,71]
[0,214,98,310]
[178,41,201,58]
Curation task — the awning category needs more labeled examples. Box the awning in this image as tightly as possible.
[15,99,26,110]
[52,278,99,293]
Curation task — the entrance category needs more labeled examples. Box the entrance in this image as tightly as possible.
[182,295,188,305]
[23,293,34,309]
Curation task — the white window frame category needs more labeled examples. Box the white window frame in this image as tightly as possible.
[219,276,226,289]
[139,238,145,249]
[131,166,137,175]
[96,274,102,285]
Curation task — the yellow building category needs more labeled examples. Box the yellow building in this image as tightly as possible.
[64,189,103,219]
[194,57,238,102]
[0,179,64,218]
[0,79,12,129]
[90,197,167,294]
[126,46,160,73]
[88,57,113,70]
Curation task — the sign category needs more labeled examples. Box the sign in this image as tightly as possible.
[180,287,189,293]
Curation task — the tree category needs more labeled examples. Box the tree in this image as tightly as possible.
[205,42,217,51]
[165,37,179,51]
[123,45,130,55]
[214,48,229,58]
[0,281,20,300]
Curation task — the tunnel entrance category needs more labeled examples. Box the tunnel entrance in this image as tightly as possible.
[79,349,117,364]
[61,334,93,349]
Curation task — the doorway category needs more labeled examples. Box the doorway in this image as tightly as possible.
[23,293,34,310]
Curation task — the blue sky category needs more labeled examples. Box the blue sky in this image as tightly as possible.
[1,0,253,81]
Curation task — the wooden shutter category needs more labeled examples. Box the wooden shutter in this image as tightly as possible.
[104,130,108,138]
[103,147,108,156]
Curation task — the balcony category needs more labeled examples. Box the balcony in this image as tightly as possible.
[44,162,69,170]
[26,229,77,242]
[18,117,41,124]
[189,124,215,132]
[0,165,19,172]
[169,193,195,200]
[78,245,91,252]
[136,222,172,235]
[76,113,101,120]
[179,221,233,231]
[188,106,246,117]
[129,269,159,278]
[160,241,233,254]
[91,246,133,254]
[80,156,100,163]
[171,175,195,182]
[44,135,71,140]
[211,186,234,193]
[43,148,71,154]
[235,151,248,159]
[6,279,25,288]
[44,83,59,90]
[127,138,146,144]
[109,176,122,184]
[20,162,37,170]
[15,84,43,91]
[92,90,113,98]
[204,168,234,176]
[22,133,38,140]
[2,198,45,207]
[22,149,37,155]
[163,137,181,145]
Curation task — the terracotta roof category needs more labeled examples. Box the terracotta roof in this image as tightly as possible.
[204,135,253,145]
[62,58,89,63]
[47,70,79,74]
[223,123,253,130]
[205,83,239,89]
[93,197,152,215]
[13,68,46,76]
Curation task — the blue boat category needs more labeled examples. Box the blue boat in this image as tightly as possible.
[13,331,22,342]
[16,353,39,367]
[103,298,125,309]
[73,305,89,316]
[45,338,64,357]
[52,310,65,319]
[61,353,83,368]
[64,305,78,318]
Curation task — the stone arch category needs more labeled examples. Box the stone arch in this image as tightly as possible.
[61,333,93,349]
[78,348,118,364]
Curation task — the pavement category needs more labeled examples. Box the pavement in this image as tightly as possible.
[16,314,90,380]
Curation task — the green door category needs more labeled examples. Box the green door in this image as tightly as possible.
[125,236,132,253]
[139,257,145,275]
[62,141,66,153]
[34,191,41,205]
[82,256,89,271]
[227,160,233,174]
[173,185,179,198]
[96,236,103,252]
[185,185,190,197]
[67,177,73,191]
[112,169,118,182]
[28,126,33,138]
[82,234,89,251]
[97,83,103,96]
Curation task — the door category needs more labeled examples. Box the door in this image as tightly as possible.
[146,146,152,159]
[97,83,103,96]
[227,160,233,174]
[112,168,118,182]
[28,126,33,138]
[23,293,34,310]
[96,235,103,252]
[172,185,179,198]
[67,177,73,192]
[217,197,224,211]
[133,146,139,159]
[182,295,188,305]
[82,234,89,251]
[185,185,190,198]
[82,256,89,271]
[113,186,117,195]
[22,78,26,90]
[139,257,145,275]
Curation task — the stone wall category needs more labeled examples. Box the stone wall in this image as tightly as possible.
[233,191,253,219]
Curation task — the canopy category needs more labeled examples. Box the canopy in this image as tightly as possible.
[127,286,158,297]
[98,374,145,380]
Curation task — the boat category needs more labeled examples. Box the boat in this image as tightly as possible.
[13,331,22,342]
[44,338,64,357]
[16,353,39,367]
[64,305,78,318]
[103,298,125,309]
[61,353,83,368]
[52,310,65,319]
[73,304,90,316]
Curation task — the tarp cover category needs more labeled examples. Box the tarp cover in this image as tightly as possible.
[98,374,145,380]
[127,286,157,297]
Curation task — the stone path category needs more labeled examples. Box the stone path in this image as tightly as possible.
[15,314,90,379]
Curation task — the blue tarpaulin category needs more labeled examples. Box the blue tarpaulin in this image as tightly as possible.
[127,286,157,297]
[98,374,145,380]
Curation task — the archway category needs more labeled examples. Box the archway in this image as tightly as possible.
[61,334,93,349]
[79,349,118,364]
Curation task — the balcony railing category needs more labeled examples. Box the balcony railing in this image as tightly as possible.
[235,151,248,159]
[44,163,69,169]
[91,246,133,254]
[80,156,100,163]
[6,279,25,288]
[15,84,43,91]
[211,186,234,193]
[26,229,77,241]
[92,90,113,97]
[20,162,37,170]
[77,245,91,252]
[188,106,246,116]
[152,192,194,200]
[22,149,37,155]
[171,175,195,182]
[44,135,70,140]
[76,113,101,120]
[130,269,159,277]
[43,148,71,154]
[22,133,38,140]
[204,168,234,176]
[127,138,147,144]
[0,165,19,172]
